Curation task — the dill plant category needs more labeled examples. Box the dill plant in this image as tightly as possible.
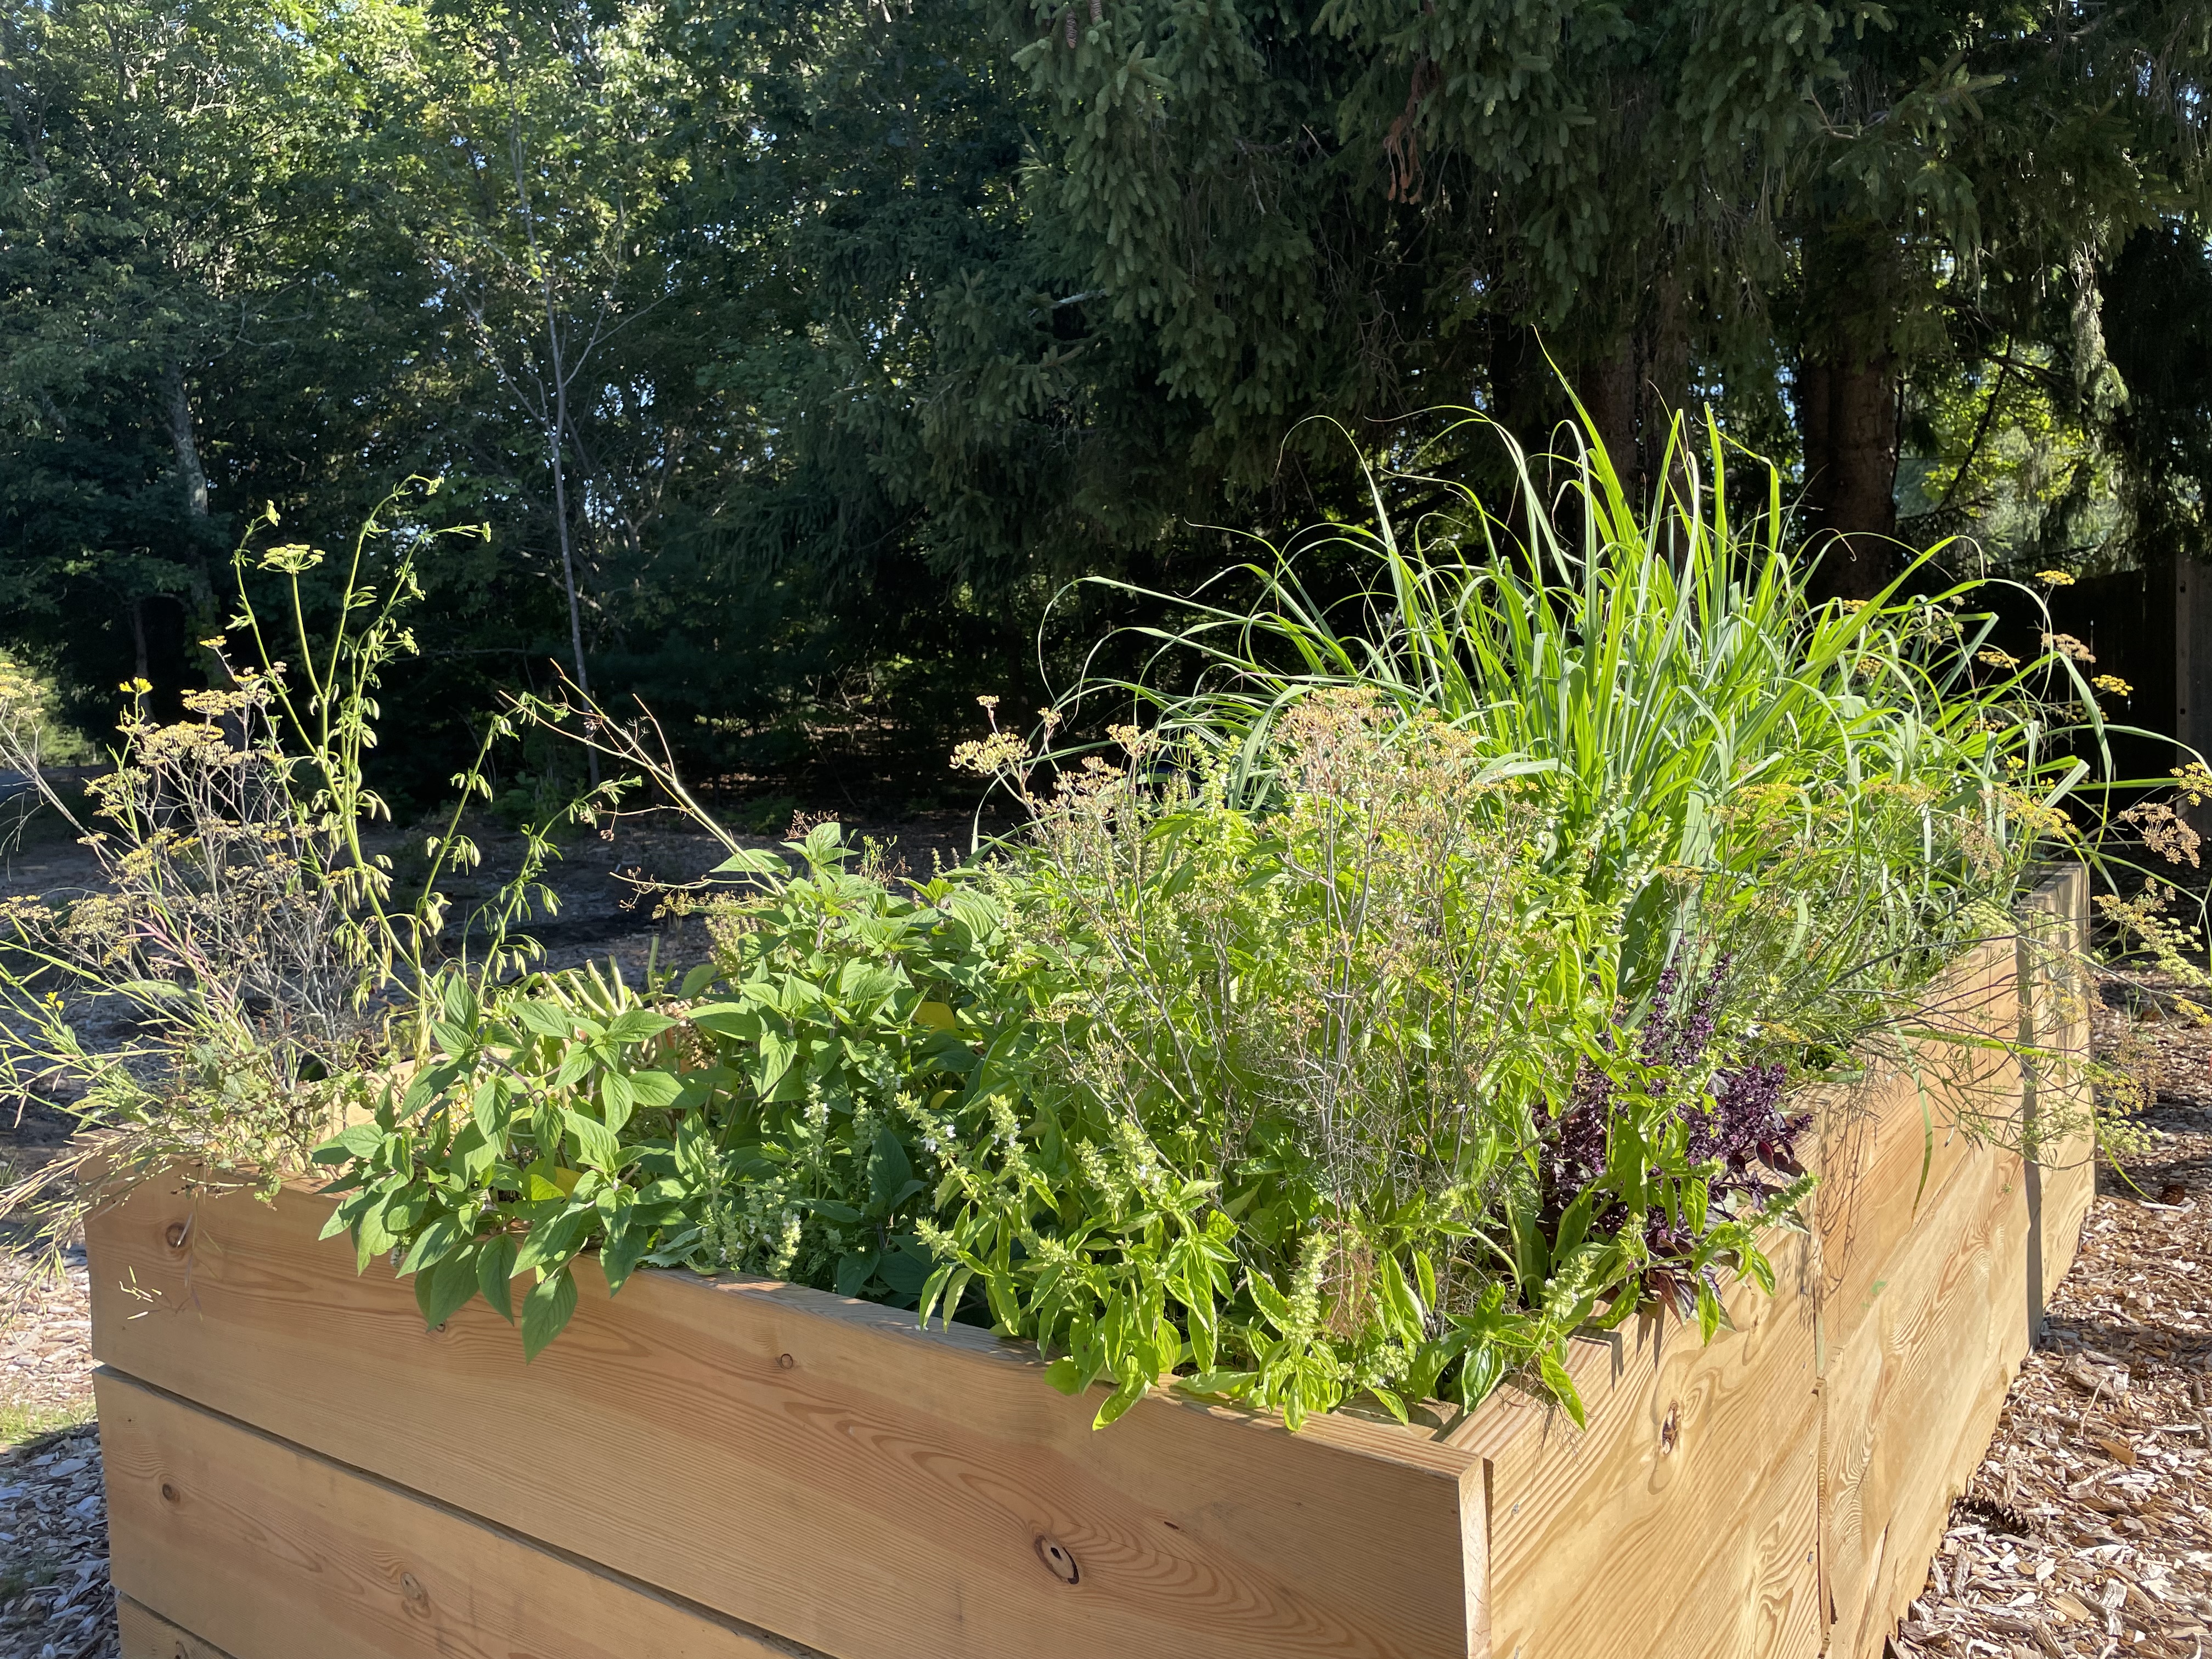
[0,482,541,1278]
[916,695,1807,1427]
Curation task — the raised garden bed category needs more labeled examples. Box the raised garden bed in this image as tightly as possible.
[89,868,2091,1659]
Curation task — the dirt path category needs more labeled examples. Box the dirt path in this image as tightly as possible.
[3,963,2207,1659]
[1,804,988,988]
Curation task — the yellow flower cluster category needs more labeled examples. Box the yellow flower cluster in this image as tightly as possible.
[2040,631,2095,664]
[949,731,1029,775]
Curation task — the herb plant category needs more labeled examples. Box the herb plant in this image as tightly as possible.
[9,415,2130,1436]
[314,822,1024,1355]
[0,482,534,1263]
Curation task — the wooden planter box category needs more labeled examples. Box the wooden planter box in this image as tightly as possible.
[89,870,2093,1659]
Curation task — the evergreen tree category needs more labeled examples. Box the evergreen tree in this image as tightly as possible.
[3,0,2206,777]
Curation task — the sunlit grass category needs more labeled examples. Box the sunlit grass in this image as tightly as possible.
[0,1396,96,1454]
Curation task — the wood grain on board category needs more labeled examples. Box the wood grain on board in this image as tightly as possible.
[87,1180,1482,1659]
[99,1372,794,1659]
[1477,1230,1822,1659]
[117,1595,233,1659]
[2021,867,2098,1307]
[1813,938,2023,1368]
[1818,1133,2038,1657]
[1816,868,2096,1659]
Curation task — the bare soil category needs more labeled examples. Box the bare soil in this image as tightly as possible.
[2,801,988,986]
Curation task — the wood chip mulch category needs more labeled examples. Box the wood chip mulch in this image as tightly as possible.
[0,1248,108,1659]
[0,1423,109,1659]
[1889,975,2212,1659]
[0,1246,91,1431]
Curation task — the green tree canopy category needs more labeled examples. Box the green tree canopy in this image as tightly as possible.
[2,0,2206,782]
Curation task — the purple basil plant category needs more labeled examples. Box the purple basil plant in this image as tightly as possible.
[1544,955,1809,1314]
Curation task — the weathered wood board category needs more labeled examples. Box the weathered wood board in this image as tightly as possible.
[87,870,2092,1659]
[99,1371,797,1659]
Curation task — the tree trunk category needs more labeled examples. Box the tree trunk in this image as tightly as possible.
[548,408,600,791]
[129,594,189,718]
[1798,221,1903,602]
[506,87,601,791]
[1562,266,1691,515]
[163,362,209,520]
[1827,352,1900,543]
[1485,322,1565,547]
[1640,271,1690,502]
[1489,323,1556,452]
[159,361,222,642]
[1576,342,1635,483]
[1799,346,1900,601]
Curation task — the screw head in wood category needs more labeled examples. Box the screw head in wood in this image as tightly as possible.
[1034,1535,1080,1584]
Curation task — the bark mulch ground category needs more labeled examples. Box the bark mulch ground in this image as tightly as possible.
[1888,978,2212,1659]
[0,1250,105,1659]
